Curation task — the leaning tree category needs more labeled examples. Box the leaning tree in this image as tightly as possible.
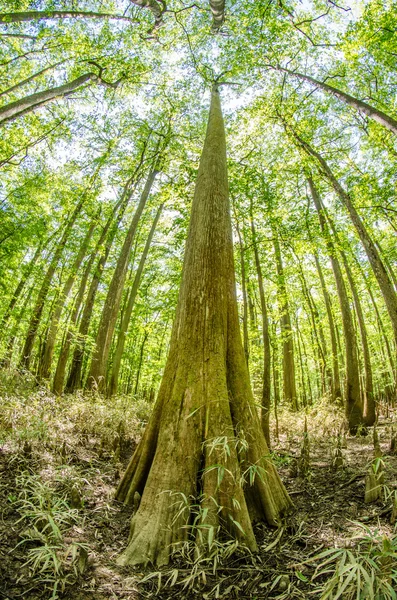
[115,84,292,566]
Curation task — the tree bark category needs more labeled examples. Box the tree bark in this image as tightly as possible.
[292,129,397,349]
[87,169,158,391]
[0,11,136,23]
[209,0,225,30]
[19,199,85,370]
[108,203,163,396]
[341,253,375,425]
[0,73,97,125]
[38,218,96,381]
[115,86,291,567]
[308,177,363,432]
[0,60,66,99]
[65,177,139,392]
[272,230,298,410]
[277,66,397,136]
[250,211,271,446]
[313,253,342,403]
[235,219,249,365]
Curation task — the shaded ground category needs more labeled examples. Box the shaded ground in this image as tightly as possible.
[0,376,396,599]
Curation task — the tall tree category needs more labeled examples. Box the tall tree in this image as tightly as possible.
[308,176,364,432]
[116,86,291,566]
[108,203,163,396]
[87,167,159,391]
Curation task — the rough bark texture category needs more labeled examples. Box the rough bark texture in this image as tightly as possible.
[116,87,291,567]
[278,67,397,136]
[308,177,363,432]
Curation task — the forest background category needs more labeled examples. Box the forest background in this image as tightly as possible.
[1,0,397,597]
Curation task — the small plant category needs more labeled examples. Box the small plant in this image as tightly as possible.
[365,457,385,504]
[297,417,310,478]
[331,434,345,470]
[311,524,397,599]
[13,472,89,597]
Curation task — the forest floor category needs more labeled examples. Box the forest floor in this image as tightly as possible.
[0,371,396,600]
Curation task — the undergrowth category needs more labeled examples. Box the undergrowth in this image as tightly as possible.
[1,370,396,599]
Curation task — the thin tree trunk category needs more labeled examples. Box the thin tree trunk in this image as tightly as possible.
[115,86,291,567]
[0,60,66,98]
[271,319,280,439]
[250,211,271,446]
[341,255,375,425]
[278,66,397,136]
[87,168,158,391]
[293,129,397,349]
[272,230,298,410]
[0,10,136,23]
[308,176,363,432]
[39,218,96,380]
[134,331,149,396]
[295,316,308,407]
[0,241,43,331]
[19,198,85,370]
[65,176,139,392]
[0,73,97,125]
[108,203,163,396]
[235,219,249,365]
[314,253,342,403]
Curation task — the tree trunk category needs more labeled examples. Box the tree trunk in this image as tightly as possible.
[278,66,397,136]
[19,199,85,370]
[65,176,140,392]
[0,10,135,23]
[0,60,66,99]
[308,177,363,432]
[87,168,158,391]
[108,203,163,396]
[235,219,249,365]
[209,0,225,30]
[0,73,97,125]
[250,211,271,446]
[0,241,43,331]
[293,129,397,349]
[39,218,96,381]
[133,331,149,396]
[313,252,342,404]
[115,86,291,567]
[272,230,298,410]
[341,253,375,425]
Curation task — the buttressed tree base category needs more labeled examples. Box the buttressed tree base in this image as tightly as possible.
[115,85,292,567]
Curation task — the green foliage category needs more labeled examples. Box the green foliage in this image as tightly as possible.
[13,471,89,598]
[311,524,397,599]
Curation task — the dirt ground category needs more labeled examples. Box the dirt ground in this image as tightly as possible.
[1,390,396,600]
